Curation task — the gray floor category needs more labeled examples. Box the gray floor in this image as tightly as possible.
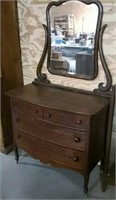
[0,150,115,200]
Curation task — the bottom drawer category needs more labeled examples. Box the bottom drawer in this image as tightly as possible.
[15,128,85,170]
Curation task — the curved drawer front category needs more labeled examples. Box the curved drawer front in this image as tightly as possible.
[15,128,85,170]
[13,111,86,151]
[12,98,43,119]
[44,107,87,131]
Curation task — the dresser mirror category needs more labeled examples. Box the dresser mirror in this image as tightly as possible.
[6,0,115,195]
[46,0,103,80]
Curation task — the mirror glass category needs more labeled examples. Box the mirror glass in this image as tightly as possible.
[48,1,98,79]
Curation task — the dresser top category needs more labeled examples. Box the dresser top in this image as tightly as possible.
[7,83,108,115]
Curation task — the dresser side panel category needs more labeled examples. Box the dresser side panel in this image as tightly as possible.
[88,106,108,172]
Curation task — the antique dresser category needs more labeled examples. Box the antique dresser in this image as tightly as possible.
[7,0,115,195]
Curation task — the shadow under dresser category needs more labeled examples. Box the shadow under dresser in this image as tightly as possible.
[7,83,109,193]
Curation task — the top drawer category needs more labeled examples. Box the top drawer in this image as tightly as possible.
[44,107,87,131]
[12,98,43,119]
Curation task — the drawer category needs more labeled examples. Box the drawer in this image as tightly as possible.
[15,128,85,170]
[12,98,43,119]
[44,107,87,131]
[12,111,86,151]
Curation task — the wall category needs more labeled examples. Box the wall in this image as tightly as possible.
[17,0,116,133]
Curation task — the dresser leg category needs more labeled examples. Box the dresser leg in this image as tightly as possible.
[100,158,108,192]
[100,168,108,192]
[14,143,19,164]
[84,174,90,194]
[101,174,107,192]
[100,158,104,172]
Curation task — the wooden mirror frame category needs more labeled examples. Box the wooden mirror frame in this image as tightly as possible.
[34,0,112,94]
[34,0,104,81]
[47,0,103,80]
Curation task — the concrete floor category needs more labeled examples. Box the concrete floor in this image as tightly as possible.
[0,150,115,200]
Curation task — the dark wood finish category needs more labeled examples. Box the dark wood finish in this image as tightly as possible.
[44,107,87,130]
[12,110,86,151]
[35,0,103,82]
[4,0,114,194]
[7,84,108,115]
[15,128,86,170]
[36,24,50,83]
[1,0,23,149]
[97,86,115,192]
[14,143,19,164]
[45,0,103,80]
[12,99,43,119]
[7,83,109,193]
[98,24,112,92]
[35,0,113,91]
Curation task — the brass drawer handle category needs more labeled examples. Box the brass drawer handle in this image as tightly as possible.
[16,118,19,122]
[77,120,81,124]
[46,113,51,117]
[73,157,79,162]
[74,137,80,143]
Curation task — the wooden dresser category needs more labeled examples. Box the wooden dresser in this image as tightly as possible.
[7,83,109,193]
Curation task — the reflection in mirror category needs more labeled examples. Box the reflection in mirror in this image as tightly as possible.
[49,1,98,79]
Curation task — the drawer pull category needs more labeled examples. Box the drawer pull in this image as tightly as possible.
[34,110,38,114]
[73,157,79,162]
[17,135,20,139]
[46,113,51,117]
[16,118,19,122]
[77,120,81,124]
[74,137,80,143]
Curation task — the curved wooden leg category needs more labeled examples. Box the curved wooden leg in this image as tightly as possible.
[14,143,19,164]
[84,174,90,195]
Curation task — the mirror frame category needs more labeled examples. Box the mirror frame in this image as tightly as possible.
[46,0,103,80]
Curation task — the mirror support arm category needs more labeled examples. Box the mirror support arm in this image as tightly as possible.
[98,24,112,92]
[34,24,50,84]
